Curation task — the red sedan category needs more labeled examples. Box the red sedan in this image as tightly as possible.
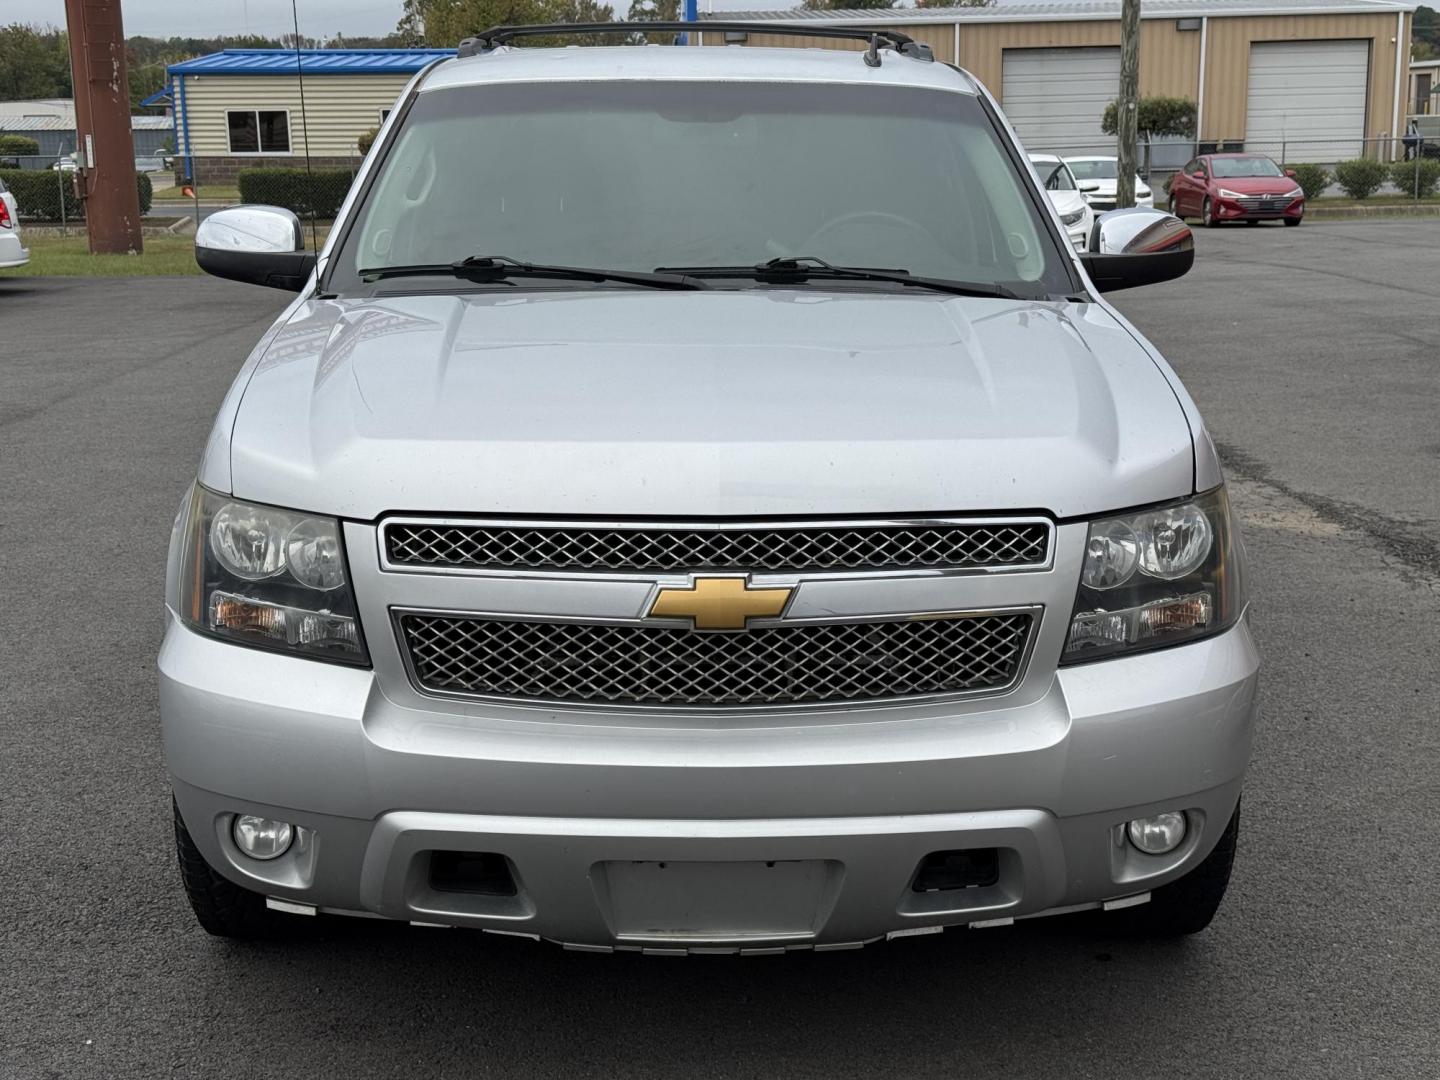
[1167,153,1305,227]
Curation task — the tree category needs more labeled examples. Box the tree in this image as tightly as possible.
[800,0,895,8]
[914,0,991,8]
[1415,5,1439,51]
[0,24,73,100]
[396,0,611,46]
[627,0,679,44]
[1101,96,1196,138]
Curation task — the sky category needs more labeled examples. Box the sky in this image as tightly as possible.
[6,0,799,39]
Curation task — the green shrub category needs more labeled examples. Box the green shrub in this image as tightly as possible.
[0,169,153,221]
[357,126,379,155]
[1101,96,1197,139]
[1388,157,1440,198]
[237,167,354,218]
[1283,163,1330,200]
[1332,158,1388,200]
[0,134,41,156]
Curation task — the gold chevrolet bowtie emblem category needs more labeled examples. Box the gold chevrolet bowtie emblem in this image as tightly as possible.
[648,576,793,630]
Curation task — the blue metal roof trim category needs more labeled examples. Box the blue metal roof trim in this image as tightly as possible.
[166,48,454,77]
[139,86,172,106]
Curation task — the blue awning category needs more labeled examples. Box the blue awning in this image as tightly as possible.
[140,86,172,107]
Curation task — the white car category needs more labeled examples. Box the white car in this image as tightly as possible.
[1064,156,1154,211]
[0,177,30,269]
[1028,153,1093,251]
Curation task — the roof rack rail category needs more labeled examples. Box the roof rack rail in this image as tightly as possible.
[456,22,934,65]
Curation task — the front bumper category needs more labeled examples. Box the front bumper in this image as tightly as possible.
[161,614,1259,950]
[1214,196,1304,221]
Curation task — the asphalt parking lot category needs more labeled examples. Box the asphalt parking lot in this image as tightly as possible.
[2,220,1438,1079]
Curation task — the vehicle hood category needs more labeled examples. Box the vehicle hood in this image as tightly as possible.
[1211,176,1300,195]
[226,290,1194,520]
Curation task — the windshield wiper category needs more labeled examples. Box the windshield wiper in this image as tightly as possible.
[359,255,707,290]
[654,256,1018,300]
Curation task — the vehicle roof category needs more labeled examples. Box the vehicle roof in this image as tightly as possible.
[419,44,980,95]
[1027,153,1062,163]
[1204,151,1279,157]
[1062,154,1117,161]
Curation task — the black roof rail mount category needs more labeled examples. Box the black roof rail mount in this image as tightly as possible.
[456,22,934,64]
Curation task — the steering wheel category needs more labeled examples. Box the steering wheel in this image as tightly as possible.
[798,210,933,255]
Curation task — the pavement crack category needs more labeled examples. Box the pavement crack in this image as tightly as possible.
[1217,441,1440,587]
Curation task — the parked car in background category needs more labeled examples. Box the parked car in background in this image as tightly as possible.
[1028,153,1094,250]
[1064,156,1154,210]
[1168,153,1305,227]
[50,153,78,172]
[0,176,30,269]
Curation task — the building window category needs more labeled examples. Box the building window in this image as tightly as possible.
[380,107,391,123]
[227,110,291,154]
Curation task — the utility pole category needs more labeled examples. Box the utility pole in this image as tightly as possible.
[64,0,143,254]
[1115,0,1141,209]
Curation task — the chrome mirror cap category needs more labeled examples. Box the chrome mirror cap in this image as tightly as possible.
[1089,207,1193,256]
[196,205,303,255]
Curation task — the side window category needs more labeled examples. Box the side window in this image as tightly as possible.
[226,110,291,154]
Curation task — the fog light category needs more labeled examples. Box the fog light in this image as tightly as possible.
[1127,812,1187,854]
[233,814,294,861]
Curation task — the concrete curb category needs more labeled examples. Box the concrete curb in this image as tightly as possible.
[1305,203,1440,219]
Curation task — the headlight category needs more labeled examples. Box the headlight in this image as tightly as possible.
[1060,208,1086,226]
[179,485,368,664]
[1062,486,1243,664]
[1283,186,1304,199]
[1216,188,1244,199]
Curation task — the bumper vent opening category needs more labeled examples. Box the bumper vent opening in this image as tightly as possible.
[429,851,518,897]
[911,849,1001,893]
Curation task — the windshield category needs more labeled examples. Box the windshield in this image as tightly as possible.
[1032,160,1076,192]
[329,81,1072,298]
[1066,159,1117,181]
[1210,156,1284,178]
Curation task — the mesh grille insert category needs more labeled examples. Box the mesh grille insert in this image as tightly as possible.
[385,521,1049,573]
[399,612,1033,708]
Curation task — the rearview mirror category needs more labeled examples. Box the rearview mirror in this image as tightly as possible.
[195,205,316,291]
[1078,180,1102,193]
[1079,208,1193,293]
[1284,167,1298,179]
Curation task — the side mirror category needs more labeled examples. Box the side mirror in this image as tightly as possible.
[195,205,316,291]
[1078,180,1102,193]
[1080,208,1194,293]
[1284,167,1298,179]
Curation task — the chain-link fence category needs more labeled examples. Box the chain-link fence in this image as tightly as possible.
[163,156,365,233]
[0,154,159,233]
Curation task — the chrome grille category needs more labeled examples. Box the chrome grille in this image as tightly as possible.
[398,611,1034,708]
[384,520,1050,574]
[1235,196,1288,211]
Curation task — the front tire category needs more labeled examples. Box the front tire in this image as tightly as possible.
[1284,216,1302,227]
[1167,193,1180,218]
[173,798,277,938]
[1202,197,1217,227]
[1113,801,1241,937]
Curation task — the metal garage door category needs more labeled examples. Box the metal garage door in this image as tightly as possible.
[1245,40,1370,162]
[1001,47,1120,155]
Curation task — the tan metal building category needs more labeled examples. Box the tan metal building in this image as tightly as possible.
[701,0,1417,162]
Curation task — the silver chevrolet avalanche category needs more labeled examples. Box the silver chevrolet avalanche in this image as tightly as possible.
[163,24,1258,951]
